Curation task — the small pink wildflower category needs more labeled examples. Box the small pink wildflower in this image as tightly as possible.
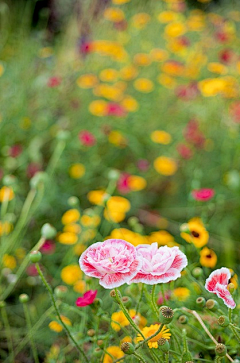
[76,290,98,307]
[79,130,96,147]
[107,103,126,117]
[205,268,236,309]
[192,188,215,202]
[40,240,56,255]
[157,290,172,305]
[47,76,61,88]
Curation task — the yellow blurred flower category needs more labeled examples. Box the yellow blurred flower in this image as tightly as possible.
[81,215,100,227]
[15,248,26,259]
[134,78,154,93]
[161,61,184,76]
[77,74,98,88]
[0,221,13,236]
[154,156,177,176]
[74,280,86,293]
[165,22,186,38]
[91,40,128,62]
[134,53,151,66]
[104,7,125,22]
[89,100,107,116]
[61,265,82,285]
[49,321,63,333]
[112,0,130,3]
[108,130,127,147]
[173,287,190,301]
[136,325,171,348]
[121,95,139,112]
[128,175,146,191]
[87,190,106,205]
[187,14,205,31]
[108,228,148,246]
[111,311,129,331]
[120,65,138,80]
[200,247,217,268]
[131,13,151,29]
[3,254,16,269]
[63,224,81,234]
[103,346,124,363]
[181,218,209,248]
[157,11,179,23]
[69,164,85,179]
[58,232,78,245]
[148,230,178,247]
[158,74,176,89]
[73,243,86,256]
[150,48,169,62]
[62,209,80,225]
[99,69,119,82]
[207,62,228,75]
[93,84,123,101]
[104,196,130,223]
[121,336,132,344]
[0,187,14,202]
[151,130,172,144]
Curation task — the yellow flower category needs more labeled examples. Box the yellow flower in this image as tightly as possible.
[173,287,190,301]
[49,321,63,333]
[134,53,151,66]
[77,74,98,88]
[121,95,139,112]
[61,265,82,285]
[136,325,171,348]
[58,232,78,245]
[87,190,106,205]
[134,78,154,93]
[108,131,127,147]
[0,221,13,236]
[0,63,4,77]
[63,224,81,234]
[120,65,138,80]
[15,248,26,259]
[157,11,179,23]
[89,100,107,116]
[3,254,16,269]
[0,187,14,202]
[181,218,209,248]
[165,22,186,38]
[207,62,228,75]
[154,156,177,176]
[62,209,80,225]
[74,280,86,293]
[69,163,85,179]
[200,247,217,268]
[187,14,205,31]
[131,13,151,29]
[100,69,119,82]
[148,230,178,247]
[73,243,86,256]
[150,48,169,62]
[103,346,124,363]
[104,196,131,223]
[91,40,127,61]
[161,61,184,76]
[104,7,125,22]
[198,78,226,97]
[93,84,123,101]
[121,336,132,344]
[81,215,100,227]
[151,130,172,144]
[108,228,148,246]
[158,74,176,89]
[128,175,147,191]
[112,0,130,3]
[111,311,129,331]
[229,270,238,290]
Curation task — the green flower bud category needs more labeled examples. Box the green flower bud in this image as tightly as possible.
[228,283,235,294]
[159,306,174,324]
[30,172,48,189]
[29,250,42,263]
[196,297,206,308]
[19,294,29,304]
[87,329,95,337]
[121,342,135,355]
[121,296,132,308]
[192,267,203,278]
[180,223,190,233]
[206,299,219,311]
[41,223,57,239]
[92,347,102,358]
[54,285,68,298]
[108,169,120,181]
[97,340,104,348]
[178,315,188,324]
[215,343,227,357]
[110,289,121,303]
[3,175,17,187]
[128,217,139,227]
[67,196,79,207]
[218,316,230,327]
[158,338,169,353]
[56,130,71,141]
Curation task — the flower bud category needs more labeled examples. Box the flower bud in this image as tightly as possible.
[121,342,135,355]
[97,340,104,348]
[159,306,174,324]
[54,285,68,298]
[110,289,121,303]
[41,223,57,239]
[30,172,48,189]
[29,250,42,263]
[121,296,132,308]
[56,130,71,141]
[218,316,230,327]
[192,267,203,278]
[87,329,95,337]
[108,169,120,181]
[19,294,29,304]
[128,217,139,227]
[178,315,188,324]
[67,196,79,207]
[215,343,227,357]
[158,338,169,353]
[180,223,190,233]
[206,299,219,311]
[228,283,235,294]
[92,347,102,358]
[196,297,206,308]
[3,175,17,187]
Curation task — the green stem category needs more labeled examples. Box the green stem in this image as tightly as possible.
[143,285,158,318]
[1,304,14,363]
[164,352,169,363]
[161,284,166,305]
[230,324,240,344]
[114,288,145,339]
[151,285,159,316]
[46,140,66,177]
[228,308,232,324]
[35,263,89,363]
[182,329,188,352]
[215,357,223,363]
[135,283,143,314]
[230,324,240,331]
[133,352,147,363]
[23,304,39,363]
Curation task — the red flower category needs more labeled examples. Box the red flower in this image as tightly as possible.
[177,144,192,159]
[230,101,240,123]
[137,159,149,172]
[76,290,98,307]
[47,77,61,88]
[79,130,96,146]
[9,144,22,158]
[192,188,215,202]
[40,240,56,255]
[107,103,126,117]
[219,49,234,64]
[205,268,236,309]
[117,173,131,194]
[184,120,205,148]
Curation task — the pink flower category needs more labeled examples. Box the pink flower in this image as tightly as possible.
[79,239,142,289]
[177,144,192,159]
[47,77,61,88]
[107,103,126,117]
[40,240,56,255]
[76,290,97,307]
[157,290,172,305]
[192,188,215,202]
[117,173,131,194]
[9,144,22,158]
[79,130,96,146]
[131,243,188,285]
[26,264,39,276]
[205,268,236,309]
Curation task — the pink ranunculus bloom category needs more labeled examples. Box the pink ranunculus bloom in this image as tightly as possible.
[131,243,188,285]
[47,76,61,88]
[79,130,96,147]
[205,268,236,309]
[79,239,142,289]
[76,290,98,307]
[192,188,215,202]
[40,240,56,255]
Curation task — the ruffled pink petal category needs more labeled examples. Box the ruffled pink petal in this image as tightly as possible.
[170,249,188,270]
[130,268,182,285]
[205,267,231,292]
[215,283,236,309]
[100,258,142,289]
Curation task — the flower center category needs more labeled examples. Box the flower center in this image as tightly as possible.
[191,230,200,238]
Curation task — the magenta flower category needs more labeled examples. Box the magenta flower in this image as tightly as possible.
[79,130,96,147]
[79,239,142,289]
[192,188,215,202]
[117,173,131,194]
[40,240,56,255]
[157,290,172,305]
[76,290,98,307]
[131,243,188,285]
[107,103,126,117]
[205,268,236,309]
[47,76,61,87]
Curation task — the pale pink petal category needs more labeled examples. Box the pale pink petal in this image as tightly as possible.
[205,267,231,292]
[215,283,236,309]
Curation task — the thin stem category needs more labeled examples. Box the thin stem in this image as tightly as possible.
[136,283,143,314]
[143,285,158,318]
[23,304,39,363]
[151,285,159,316]
[161,284,166,305]
[46,139,66,176]
[133,352,147,363]
[35,263,89,363]
[164,352,169,363]
[230,324,240,344]
[1,304,14,363]
[228,308,232,324]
